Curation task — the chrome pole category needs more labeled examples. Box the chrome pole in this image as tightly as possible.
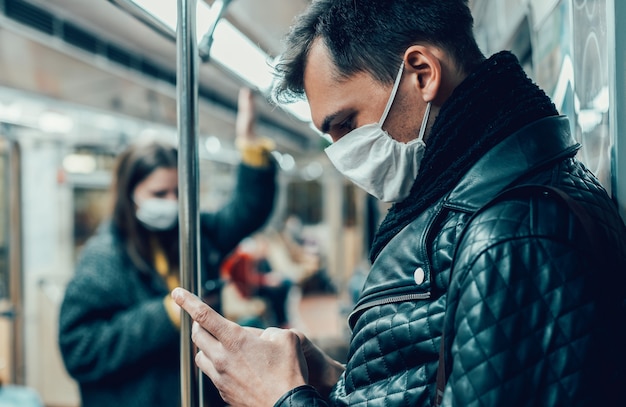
[177,0,201,406]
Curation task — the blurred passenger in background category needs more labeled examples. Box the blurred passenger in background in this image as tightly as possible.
[220,235,293,328]
[277,215,334,295]
[57,88,276,407]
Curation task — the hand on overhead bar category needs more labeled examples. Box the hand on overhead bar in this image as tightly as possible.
[236,87,275,168]
[236,87,257,144]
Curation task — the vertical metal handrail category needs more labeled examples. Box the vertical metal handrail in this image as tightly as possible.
[110,1,234,404]
[177,0,201,406]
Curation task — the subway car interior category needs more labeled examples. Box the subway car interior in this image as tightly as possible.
[0,0,624,406]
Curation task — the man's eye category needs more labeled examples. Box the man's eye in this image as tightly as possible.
[338,118,354,131]
[153,191,167,198]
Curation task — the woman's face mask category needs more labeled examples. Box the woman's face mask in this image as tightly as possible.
[324,61,431,203]
[135,198,179,231]
[132,167,179,231]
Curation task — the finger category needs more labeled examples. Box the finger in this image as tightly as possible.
[195,351,233,406]
[191,320,218,345]
[171,287,239,341]
[195,350,219,382]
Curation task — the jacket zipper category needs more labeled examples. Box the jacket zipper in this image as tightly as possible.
[348,292,431,330]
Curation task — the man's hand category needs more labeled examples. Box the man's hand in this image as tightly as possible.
[172,287,308,407]
[292,331,346,398]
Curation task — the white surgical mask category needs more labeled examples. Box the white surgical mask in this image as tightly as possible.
[135,198,179,231]
[324,61,431,202]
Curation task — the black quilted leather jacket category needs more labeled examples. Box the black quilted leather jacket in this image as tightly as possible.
[275,116,626,406]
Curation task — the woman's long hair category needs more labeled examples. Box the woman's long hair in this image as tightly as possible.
[111,140,179,272]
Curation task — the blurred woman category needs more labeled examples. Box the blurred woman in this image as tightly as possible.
[58,89,276,407]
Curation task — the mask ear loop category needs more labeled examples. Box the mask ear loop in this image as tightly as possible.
[378,61,405,125]
[417,101,432,142]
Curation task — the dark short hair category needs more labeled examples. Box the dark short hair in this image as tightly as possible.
[111,140,178,269]
[273,0,484,103]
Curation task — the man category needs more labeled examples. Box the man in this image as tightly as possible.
[173,1,626,405]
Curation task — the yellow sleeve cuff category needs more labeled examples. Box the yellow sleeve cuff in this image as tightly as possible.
[238,137,275,167]
[163,295,181,330]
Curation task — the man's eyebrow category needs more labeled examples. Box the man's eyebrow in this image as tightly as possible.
[321,111,341,134]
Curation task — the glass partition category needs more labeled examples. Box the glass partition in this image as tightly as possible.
[532,0,611,192]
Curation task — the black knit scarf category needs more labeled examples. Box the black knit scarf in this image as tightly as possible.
[369,51,559,262]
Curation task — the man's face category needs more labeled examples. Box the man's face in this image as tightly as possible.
[304,40,425,144]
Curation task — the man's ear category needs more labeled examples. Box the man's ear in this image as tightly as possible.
[403,45,441,103]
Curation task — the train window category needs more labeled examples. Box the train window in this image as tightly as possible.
[62,148,116,258]
[530,1,612,192]
[63,148,118,174]
[286,180,323,225]
[73,188,110,258]
[343,183,357,227]
[199,160,238,211]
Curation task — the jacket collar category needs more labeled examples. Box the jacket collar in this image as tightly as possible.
[445,116,580,212]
